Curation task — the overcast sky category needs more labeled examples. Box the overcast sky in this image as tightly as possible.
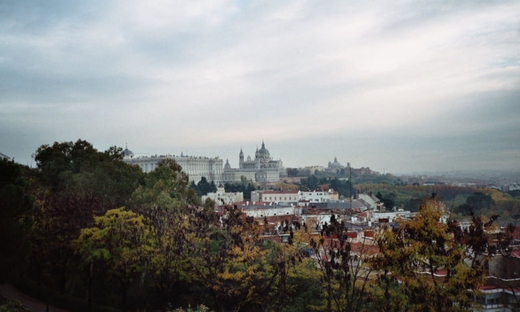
[1,0,519,174]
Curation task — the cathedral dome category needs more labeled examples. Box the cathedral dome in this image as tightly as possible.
[257,141,270,159]
[329,157,343,168]
[123,145,134,158]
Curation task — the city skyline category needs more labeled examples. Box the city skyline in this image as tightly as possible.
[1,1,519,173]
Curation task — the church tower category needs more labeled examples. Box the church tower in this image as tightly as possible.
[239,148,244,169]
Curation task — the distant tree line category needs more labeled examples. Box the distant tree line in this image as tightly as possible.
[190,176,217,197]
[223,181,256,201]
[355,183,520,220]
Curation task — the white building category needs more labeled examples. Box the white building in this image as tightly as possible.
[202,186,243,206]
[251,190,300,203]
[356,193,384,211]
[371,211,412,223]
[300,189,339,203]
[509,184,520,191]
[122,147,223,184]
[240,204,300,218]
[250,189,339,204]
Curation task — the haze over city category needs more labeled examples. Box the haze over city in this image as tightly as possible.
[1,0,519,173]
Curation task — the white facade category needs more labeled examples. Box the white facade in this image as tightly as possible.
[251,190,300,203]
[202,187,243,206]
[357,193,384,211]
[371,211,412,223]
[300,190,338,203]
[122,148,223,184]
[251,189,339,203]
[300,213,336,228]
[241,206,300,218]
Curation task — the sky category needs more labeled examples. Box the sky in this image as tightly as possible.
[1,0,519,174]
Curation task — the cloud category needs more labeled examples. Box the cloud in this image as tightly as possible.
[0,0,519,173]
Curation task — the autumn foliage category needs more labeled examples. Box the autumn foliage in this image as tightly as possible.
[0,140,505,311]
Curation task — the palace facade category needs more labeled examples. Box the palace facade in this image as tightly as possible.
[122,147,223,184]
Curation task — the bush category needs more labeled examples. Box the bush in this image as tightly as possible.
[0,299,29,312]
[171,304,210,312]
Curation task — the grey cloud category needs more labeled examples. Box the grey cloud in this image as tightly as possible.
[1,0,519,174]
[0,1,102,34]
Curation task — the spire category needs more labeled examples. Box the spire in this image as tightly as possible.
[262,140,265,148]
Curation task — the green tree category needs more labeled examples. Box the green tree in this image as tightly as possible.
[33,140,143,207]
[369,196,487,311]
[196,177,211,197]
[146,207,201,310]
[130,159,200,210]
[29,140,143,299]
[128,158,210,309]
[454,192,494,216]
[223,182,256,201]
[302,175,320,190]
[0,159,34,283]
[73,207,153,310]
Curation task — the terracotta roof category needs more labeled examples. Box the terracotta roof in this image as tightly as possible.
[507,226,520,240]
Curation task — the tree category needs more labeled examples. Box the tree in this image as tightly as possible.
[33,139,143,208]
[130,159,200,210]
[309,216,375,312]
[223,182,256,201]
[328,178,354,198]
[29,140,143,300]
[454,192,494,216]
[128,158,208,310]
[146,207,201,310]
[302,175,320,190]
[0,159,34,282]
[269,223,323,312]
[186,205,313,312]
[195,177,213,197]
[73,207,153,310]
[286,168,300,177]
[273,182,299,191]
[369,196,487,311]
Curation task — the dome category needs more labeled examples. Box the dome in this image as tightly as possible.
[224,159,231,170]
[256,141,270,159]
[329,157,343,168]
[123,145,134,158]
